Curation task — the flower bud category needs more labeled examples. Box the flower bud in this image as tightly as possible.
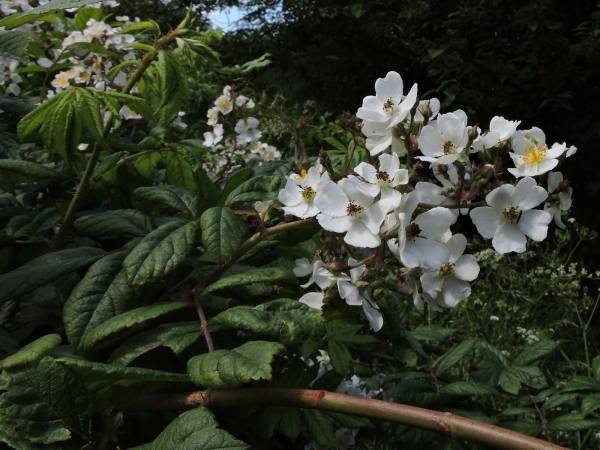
[326,261,345,275]
[468,125,479,142]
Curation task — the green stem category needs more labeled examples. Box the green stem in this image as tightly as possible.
[123,388,568,450]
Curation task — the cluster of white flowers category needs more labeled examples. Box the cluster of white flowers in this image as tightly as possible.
[202,86,281,177]
[281,71,577,327]
[0,57,22,95]
[516,327,540,344]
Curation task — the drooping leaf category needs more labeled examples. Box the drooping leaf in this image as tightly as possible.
[75,88,106,144]
[0,334,61,371]
[130,408,248,450]
[74,209,154,238]
[393,379,439,408]
[202,267,295,295]
[225,175,285,205]
[133,150,163,179]
[107,322,201,366]
[432,339,476,376]
[157,50,189,108]
[217,167,253,206]
[92,151,128,180]
[83,302,193,351]
[512,340,558,366]
[200,206,246,264]
[165,149,197,190]
[279,408,302,441]
[440,381,497,396]
[409,325,454,342]
[327,340,353,377]
[548,412,600,431]
[0,30,30,61]
[135,185,197,218]
[541,393,579,412]
[96,90,155,121]
[560,376,600,393]
[325,411,373,429]
[582,393,600,417]
[123,219,198,286]
[209,299,323,345]
[302,409,336,448]
[187,340,285,388]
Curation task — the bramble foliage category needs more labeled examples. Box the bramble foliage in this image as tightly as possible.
[0,1,599,450]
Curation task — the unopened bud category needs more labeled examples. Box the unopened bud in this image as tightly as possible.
[420,103,433,122]
[468,125,479,142]
[326,261,345,275]
[406,136,419,154]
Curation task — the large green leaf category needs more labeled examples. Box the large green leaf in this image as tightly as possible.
[74,209,154,238]
[0,248,104,324]
[217,167,253,206]
[0,334,61,371]
[0,30,30,61]
[135,185,197,218]
[130,408,248,450]
[432,339,476,376]
[165,150,197,190]
[92,150,128,180]
[440,381,497,396]
[225,175,285,205]
[200,206,246,264]
[302,409,337,448]
[157,50,189,108]
[548,412,600,431]
[202,267,295,295]
[0,0,100,29]
[582,393,600,417]
[133,151,163,179]
[107,322,201,366]
[63,249,139,352]
[82,302,193,351]
[327,340,353,377]
[209,299,323,345]
[512,340,558,366]
[187,341,285,388]
[123,219,198,286]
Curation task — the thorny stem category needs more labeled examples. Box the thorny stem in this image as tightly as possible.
[51,29,180,251]
[123,388,568,450]
[194,291,214,352]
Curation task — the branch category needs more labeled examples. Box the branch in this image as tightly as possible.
[123,388,566,450]
[194,291,214,352]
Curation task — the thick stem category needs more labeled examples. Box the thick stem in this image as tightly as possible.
[124,388,567,450]
[194,291,214,351]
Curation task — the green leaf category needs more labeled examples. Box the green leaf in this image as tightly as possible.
[325,411,372,429]
[409,325,454,342]
[218,167,254,206]
[165,149,197,190]
[0,248,104,323]
[210,299,323,345]
[0,334,61,371]
[548,412,600,431]
[76,88,106,144]
[92,151,128,180]
[200,207,245,264]
[496,421,542,436]
[123,219,198,286]
[582,393,600,416]
[0,0,102,29]
[541,393,579,412]
[323,137,347,152]
[393,380,439,408]
[135,185,198,218]
[120,20,161,35]
[157,50,189,108]
[63,249,139,352]
[38,90,80,165]
[107,322,201,366]
[593,355,600,382]
[440,381,497,396]
[499,366,547,395]
[0,30,30,62]
[512,340,558,366]
[560,376,600,393]
[187,341,285,388]
[432,339,476,376]
[74,209,154,238]
[95,90,155,121]
[83,302,193,351]
[74,7,103,30]
[17,90,65,140]
[0,159,63,183]
[327,332,378,345]
[302,409,336,448]
[225,175,285,205]
[279,408,302,440]
[202,267,295,295]
[327,340,353,377]
[130,408,248,450]
[133,150,163,178]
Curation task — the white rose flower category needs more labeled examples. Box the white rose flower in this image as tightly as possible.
[417,110,469,165]
[354,152,409,211]
[207,107,219,126]
[544,171,572,229]
[214,94,233,114]
[235,117,261,143]
[472,116,521,151]
[235,95,255,108]
[470,176,552,254]
[203,124,224,147]
[279,167,331,219]
[508,127,566,177]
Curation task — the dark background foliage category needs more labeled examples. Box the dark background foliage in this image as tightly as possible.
[119,0,600,263]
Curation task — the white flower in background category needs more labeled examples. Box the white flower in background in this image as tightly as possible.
[109,33,135,49]
[112,70,127,86]
[354,153,409,211]
[314,176,387,248]
[235,117,261,142]
[37,57,53,68]
[508,127,566,177]
[74,67,92,84]
[389,206,455,271]
[357,71,418,128]
[472,116,521,151]
[338,259,383,331]
[172,111,187,128]
[544,171,572,229]
[207,107,219,126]
[420,234,480,308]
[214,93,233,114]
[62,31,87,47]
[413,98,441,123]
[417,110,469,165]
[470,176,552,254]
[279,167,331,219]
[257,143,280,162]
[235,95,255,109]
[203,124,224,146]
[84,19,112,40]
[119,105,142,120]
[51,71,71,89]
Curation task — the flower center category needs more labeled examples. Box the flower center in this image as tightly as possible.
[406,222,421,238]
[301,186,316,202]
[523,144,547,164]
[383,98,396,113]
[439,262,455,277]
[375,171,390,187]
[247,127,253,132]
[346,201,365,218]
[502,206,521,223]
[443,141,456,155]
[220,100,229,109]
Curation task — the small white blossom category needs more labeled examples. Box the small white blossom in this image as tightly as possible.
[508,127,566,177]
[544,171,572,229]
[417,110,469,165]
[279,167,331,219]
[203,124,224,147]
[354,152,409,211]
[235,117,261,143]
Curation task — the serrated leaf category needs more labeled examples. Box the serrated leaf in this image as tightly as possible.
[302,409,336,448]
[433,339,476,376]
[217,168,254,206]
[325,411,372,429]
[107,322,201,366]
[123,219,198,286]
[512,340,558,366]
[92,151,128,180]
[135,184,197,218]
[74,209,154,238]
[187,341,285,388]
[165,149,197,190]
[440,381,497,396]
[0,248,104,323]
[0,334,61,371]
[200,207,245,263]
[95,90,155,121]
[211,299,323,345]
[202,267,295,295]
[120,20,160,35]
[157,50,189,108]
[327,340,353,377]
[63,249,139,352]
[409,325,454,342]
[279,408,302,440]
[76,88,106,144]
[17,90,65,140]
[496,407,537,417]
[83,302,193,350]
[499,366,547,394]
[582,393,600,416]
[393,380,439,408]
[496,421,542,436]
[74,7,103,30]
[225,175,285,205]
[0,30,30,61]
[0,159,63,183]
[130,408,248,450]
[560,375,600,393]
[0,0,102,29]
[541,393,579,411]
[548,412,600,431]
[133,150,163,178]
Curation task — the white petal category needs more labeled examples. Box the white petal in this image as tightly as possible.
[492,222,527,254]
[438,113,466,146]
[300,293,325,310]
[545,142,566,159]
[441,277,471,307]
[354,162,378,184]
[418,126,444,157]
[446,234,467,263]
[421,272,444,297]
[398,190,421,220]
[366,134,393,155]
[379,152,399,174]
[282,203,311,218]
[470,207,503,239]
[314,181,348,217]
[416,182,445,205]
[357,96,387,122]
[380,188,402,212]
[293,258,313,277]
[512,177,547,210]
[403,238,450,271]
[340,176,379,207]
[317,214,353,233]
[414,207,455,241]
[338,280,363,306]
[453,254,480,281]
[278,180,303,206]
[362,298,383,332]
[485,184,515,210]
[362,201,388,234]
[547,171,563,192]
[518,210,552,241]
[392,168,409,186]
[345,220,381,248]
[375,71,403,103]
